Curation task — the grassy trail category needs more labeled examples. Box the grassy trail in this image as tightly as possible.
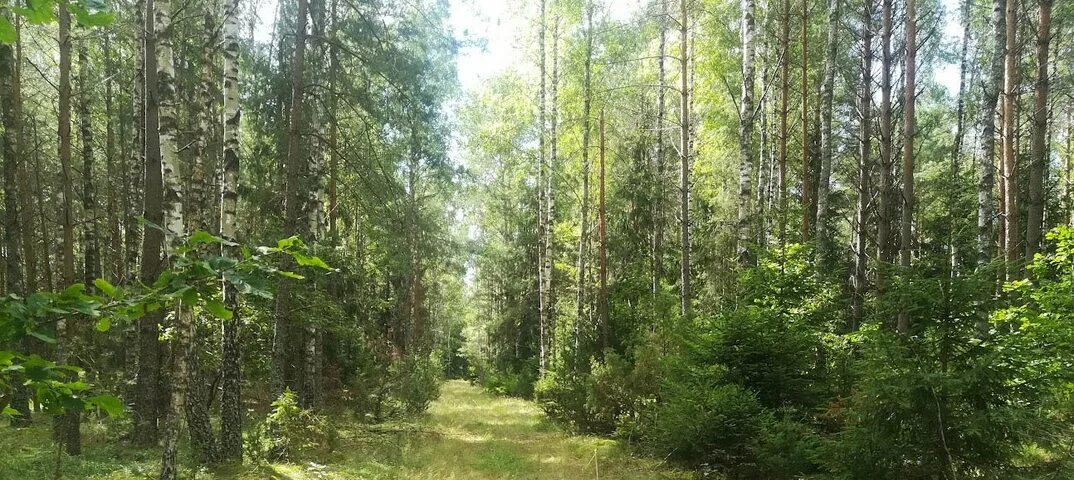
[0,380,685,479]
[397,379,685,479]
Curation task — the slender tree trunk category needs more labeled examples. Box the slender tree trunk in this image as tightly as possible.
[547,12,559,366]
[898,0,917,334]
[104,35,121,283]
[54,2,82,455]
[1026,0,1052,261]
[156,0,195,473]
[737,0,756,265]
[948,0,971,275]
[537,0,550,374]
[1,11,32,429]
[852,0,874,330]
[575,1,593,359]
[219,0,243,462]
[800,0,811,242]
[183,0,221,465]
[679,0,692,320]
[79,44,100,294]
[274,0,310,395]
[877,0,893,269]
[815,0,838,258]
[598,110,609,354]
[136,0,165,445]
[1001,0,1019,277]
[652,0,667,298]
[978,0,1005,266]
[779,0,789,250]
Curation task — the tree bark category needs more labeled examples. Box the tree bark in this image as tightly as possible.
[852,0,874,330]
[135,0,166,446]
[274,0,311,395]
[1001,0,1019,277]
[898,0,917,334]
[737,0,755,265]
[219,0,243,462]
[877,0,893,269]
[679,0,692,320]
[1026,0,1052,261]
[800,0,811,242]
[54,1,82,455]
[598,110,609,354]
[815,0,839,258]
[978,0,1005,267]
[652,0,668,299]
[575,1,593,360]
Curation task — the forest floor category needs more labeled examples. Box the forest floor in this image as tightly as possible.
[0,380,687,479]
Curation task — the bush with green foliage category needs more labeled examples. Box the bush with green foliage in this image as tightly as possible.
[252,388,339,461]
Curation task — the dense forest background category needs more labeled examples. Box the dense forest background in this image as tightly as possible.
[1,0,1074,478]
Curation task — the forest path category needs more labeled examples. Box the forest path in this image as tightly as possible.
[393,379,686,479]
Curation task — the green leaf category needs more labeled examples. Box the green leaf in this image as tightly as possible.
[94,278,118,298]
[12,0,58,25]
[86,395,124,417]
[95,317,111,332]
[29,332,56,344]
[0,16,15,44]
[188,230,225,247]
[205,299,233,320]
[294,253,331,270]
[277,271,305,280]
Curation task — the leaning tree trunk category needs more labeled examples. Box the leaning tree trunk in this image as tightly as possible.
[1026,0,1052,262]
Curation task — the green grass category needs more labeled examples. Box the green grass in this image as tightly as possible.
[0,381,687,479]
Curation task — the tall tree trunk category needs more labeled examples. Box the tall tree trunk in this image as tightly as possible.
[274,0,311,395]
[54,2,82,455]
[737,0,755,265]
[79,44,100,295]
[800,0,811,242]
[136,0,165,446]
[679,0,692,320]
[575,1,593,359]
[302,0,328,407]
[898,0,917,334]
[598,110,609,354]
[1,11,32,429]
[1001,0,1019,277]
[155,0,196,474]
[779,0,789,251]
[948,0,971,275]
[537,0,550,374]
[104,34,121,283]
[652,0,667,298]
[852,0,874,330]
[815,0,839,258]
[547,12,559,366]
[978,0,1005,266]
[219,0,244,462]
[1026,0,1052,261]
[877,0,893,269]
[183,0,221,465]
